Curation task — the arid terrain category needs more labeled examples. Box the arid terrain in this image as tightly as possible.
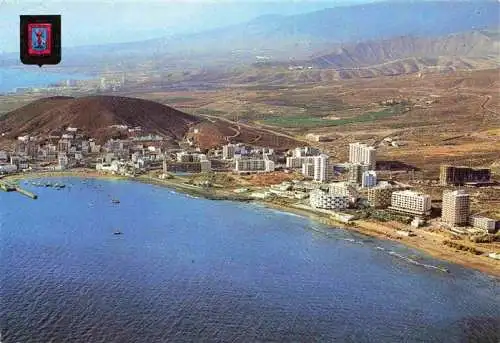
[2,68,498,173]
[124,68,499,173]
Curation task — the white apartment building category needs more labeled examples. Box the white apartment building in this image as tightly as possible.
[222,144,236,160]
[310,189,349,210]
[348,163,369,184]
[442,189,470,226]
[0,164,18,174]
[329,181,359,198]
[313,154,329,183]
[361,170,377,188]
[349,142,376,170]
[389,190,432,216]
[176,152,192,162]
[367,184,396,208]
[470,216,496,233]
[235,159,274,173]
[302,162,315,178]
[58,153,69,170]
[293,146,320,158]
[286,156,316,169]
[0,150,9,162]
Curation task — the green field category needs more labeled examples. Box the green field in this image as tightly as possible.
[260,106,403,128]
[163,96,196,104]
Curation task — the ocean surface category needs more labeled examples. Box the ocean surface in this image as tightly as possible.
[0,68,92,93]
[0,177,499,343]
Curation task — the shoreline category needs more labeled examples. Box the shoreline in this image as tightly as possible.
[4,169,500,278]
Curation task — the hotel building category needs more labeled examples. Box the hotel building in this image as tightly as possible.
[313,154,330,183]
[361,170,377,188]
[439,165,491,186]
[389,190,432,216]
[441,190,470,226]
[349,142,376,169]
[310,189,349,210]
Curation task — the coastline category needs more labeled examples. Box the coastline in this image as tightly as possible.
[4,169,500,278]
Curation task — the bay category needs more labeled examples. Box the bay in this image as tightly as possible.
[0,177,498,342]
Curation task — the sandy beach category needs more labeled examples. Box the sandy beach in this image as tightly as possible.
[3,169,499,278]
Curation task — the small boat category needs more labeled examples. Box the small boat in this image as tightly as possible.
[113,230,123,235]
[111,199,120,204]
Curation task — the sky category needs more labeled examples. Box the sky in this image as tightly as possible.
[0,0,382,53]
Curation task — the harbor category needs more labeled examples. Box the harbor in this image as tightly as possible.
[0,180,38,199]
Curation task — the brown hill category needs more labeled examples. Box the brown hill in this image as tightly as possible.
[188,120,299,150]
[0,96,200,142]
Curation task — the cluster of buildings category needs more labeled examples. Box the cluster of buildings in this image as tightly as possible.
[0,126,167,175]
[1,127,497,235]
[441,189,497,233]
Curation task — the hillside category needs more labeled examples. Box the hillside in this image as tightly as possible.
[0,96,200,142]
[310,30,499,70]
[197,30,499,84]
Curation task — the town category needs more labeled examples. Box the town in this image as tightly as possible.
[0,125,499,262]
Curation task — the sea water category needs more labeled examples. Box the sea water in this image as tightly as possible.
[0,178,498,342]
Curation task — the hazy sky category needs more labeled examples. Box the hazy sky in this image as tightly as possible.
[0,0,382,53]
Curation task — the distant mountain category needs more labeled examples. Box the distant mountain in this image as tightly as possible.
[8,0,497,70]
[216,29,500,83]
[310,29,500,69]
[0,96,199,142]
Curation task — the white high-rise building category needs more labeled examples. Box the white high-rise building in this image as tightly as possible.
[222,144,236,160]
[302,162,314,178]
[329,182,359,198]
[313,154,329,183]
[286,156,316,169]
[349,142,376,169]
[310,189,349,210]
[234,159,274,173]
[442,190,470,226]
[389,190,432,216]
[361,170,377,188]
[293,146,320,158]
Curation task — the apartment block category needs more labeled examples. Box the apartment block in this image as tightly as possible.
[439,165,491,186]
[367,185,395,209]
[442,190,470,226]
[349,142,376,169]
[470,216,496,233]
[293,146,320,158]
[235,159,274,173]
[329,182,359,198]
[163,160,203,173]
[361,170,377,188]
[310,189,349,210]
[389,190,432,216]
[286,157,303,168]
[222,144,236,160]
[348,163,369,185]
[313,154,330,183]
[302,162,315,178]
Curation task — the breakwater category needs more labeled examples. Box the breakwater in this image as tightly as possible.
[0,181,37,199]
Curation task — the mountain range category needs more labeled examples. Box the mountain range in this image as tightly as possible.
[2,1,497,70]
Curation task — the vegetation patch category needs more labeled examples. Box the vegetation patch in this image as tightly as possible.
[260,105,403,128]
[164,96,196,104]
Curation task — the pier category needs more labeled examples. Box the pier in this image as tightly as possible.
[0,181,38,199]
